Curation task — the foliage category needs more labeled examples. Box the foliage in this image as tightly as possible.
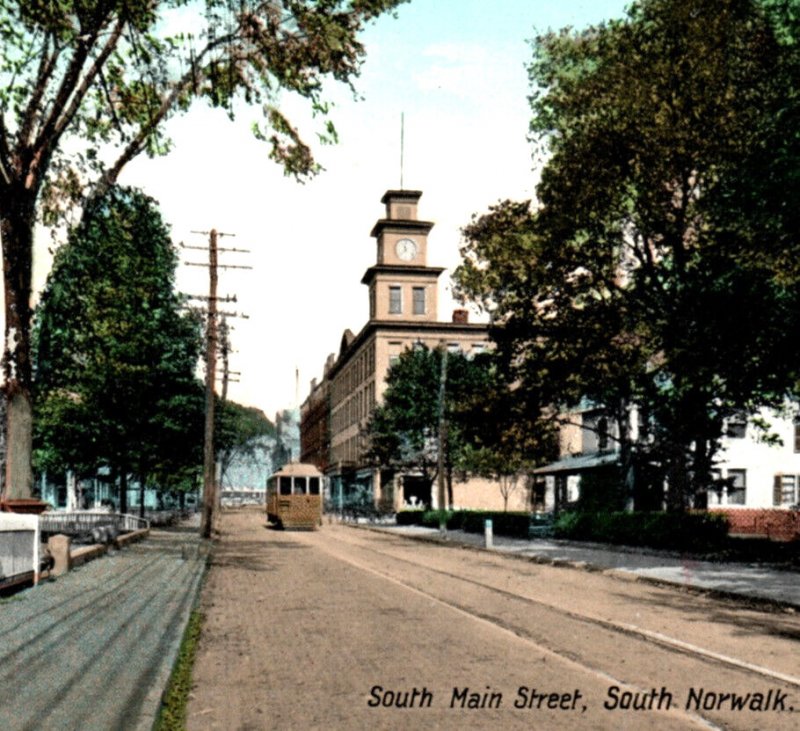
[454,342,558,483]
[553,511,730,553]
[155,609,204,731]
[365,343,555,512]
[455,0,800,509]
[0,0,409,198]
[33,186,204,503]
[0,0,408,497]
[395,508,425,526]
[363,345,495,490]
[216,399,274,487]
[574,466,628,513]
[415,509,532,539]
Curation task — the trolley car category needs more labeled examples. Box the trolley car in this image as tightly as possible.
[266,462,324,530]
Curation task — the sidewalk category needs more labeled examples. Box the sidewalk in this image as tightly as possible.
[0,518,209,731]
[376,524,800,608]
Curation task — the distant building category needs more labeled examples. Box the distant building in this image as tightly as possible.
[300,370,331,473]
[271,408,300,472]
[301,189,524,512]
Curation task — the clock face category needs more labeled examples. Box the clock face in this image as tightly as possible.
[395,237,418,261]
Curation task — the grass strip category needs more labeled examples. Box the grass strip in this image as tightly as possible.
[155,609,204,731]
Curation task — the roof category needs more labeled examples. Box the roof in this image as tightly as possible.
[532,452,619,475]
[270,462,324,478]
[370,218,434,238]
[381,189,422,204]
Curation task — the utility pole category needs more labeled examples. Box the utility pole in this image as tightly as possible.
[216,315,242,507]
[182,231,251,539]
[197,229,220,539]
[218,316,243,403]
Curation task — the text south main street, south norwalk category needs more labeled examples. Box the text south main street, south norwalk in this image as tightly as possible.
[367,685,794,714]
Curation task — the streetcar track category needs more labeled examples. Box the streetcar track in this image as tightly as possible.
[313,531,725,731]
[330,527,800,691]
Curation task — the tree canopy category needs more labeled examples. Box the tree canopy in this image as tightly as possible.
[33,185,205,511]
[454,0,800,509]
[363,344,552,508]
[0,0,407,498]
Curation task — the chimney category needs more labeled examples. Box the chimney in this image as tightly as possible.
[452,309,469,324]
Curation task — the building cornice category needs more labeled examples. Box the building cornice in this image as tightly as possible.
[370,219,434,238]
[381,189,422,204]
[326,318,489,379]
[360,265,444,285]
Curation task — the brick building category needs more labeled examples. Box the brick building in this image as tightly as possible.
[300,189,524,512]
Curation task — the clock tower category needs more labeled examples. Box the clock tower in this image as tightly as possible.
[362,190,444,321]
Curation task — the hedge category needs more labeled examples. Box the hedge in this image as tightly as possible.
[395,510,426,526]
[553,511,729,553]
[395,510,531,539]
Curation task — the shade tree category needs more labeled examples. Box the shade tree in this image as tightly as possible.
[0,0,408,497]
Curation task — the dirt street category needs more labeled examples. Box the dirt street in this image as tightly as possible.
[187,508,800,730]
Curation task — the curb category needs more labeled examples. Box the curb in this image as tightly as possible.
[354,524,800,613]
[116,527,150,548]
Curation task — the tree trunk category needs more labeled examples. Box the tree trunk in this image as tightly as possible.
[615,399,636,511]
[119,470,128,514]
[1,190,37,500]
[4,389,33,498]
[138,475,146,519]
[665,444,689,512]
[66,470,78,511]
[446,462,454,510]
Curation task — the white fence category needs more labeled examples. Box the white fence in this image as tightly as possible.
[39,511,149,535]
[0,513,41,589]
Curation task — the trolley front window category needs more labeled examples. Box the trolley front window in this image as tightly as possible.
[292,477,306,495]
[279,476,292,495]
[309,477,320,495]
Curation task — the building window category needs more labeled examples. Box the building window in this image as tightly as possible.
[726,414,747,439]
[412,286,426,314]
[727,469,746,505]
[794,421,800,453]
[776,475,799,506]
[389,286,402,314]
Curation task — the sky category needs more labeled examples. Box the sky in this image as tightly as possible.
[31,0,631,420]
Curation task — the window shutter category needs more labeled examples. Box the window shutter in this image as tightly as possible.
[774,474,782,506]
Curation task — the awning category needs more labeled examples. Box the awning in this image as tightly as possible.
[532,452,619,475]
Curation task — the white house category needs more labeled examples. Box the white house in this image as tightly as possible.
[534,402,800,511]
[712,409,800,509]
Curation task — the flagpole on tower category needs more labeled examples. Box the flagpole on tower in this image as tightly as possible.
[400,111,405,190]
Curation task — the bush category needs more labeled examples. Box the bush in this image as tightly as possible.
[421,510,464,530]
[461,511,531,539]
[553,511,729,553]
[396,510,426,526]
[397,509,532,538]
